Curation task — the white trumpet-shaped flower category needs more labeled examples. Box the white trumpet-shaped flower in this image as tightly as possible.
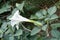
[9,10,42,28]
[9,10,30,22]
[9,10,30,27]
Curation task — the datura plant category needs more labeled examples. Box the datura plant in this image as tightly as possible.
[8,10,42,29]
[0,0,60,40]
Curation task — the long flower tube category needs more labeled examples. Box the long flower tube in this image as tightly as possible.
[9,10,43,27]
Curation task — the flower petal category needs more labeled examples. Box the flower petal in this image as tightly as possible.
[9,10,30,22]
[10,20,20,27]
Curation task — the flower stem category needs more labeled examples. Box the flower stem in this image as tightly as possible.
[28,20,43,26]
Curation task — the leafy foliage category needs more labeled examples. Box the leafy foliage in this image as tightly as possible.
[0,0,60,40]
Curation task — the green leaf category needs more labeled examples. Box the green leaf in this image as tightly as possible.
[30,15,38,19]
[58,38,60,40]
[44,18,50,22]
[8,25,15,34]
[12,8,18,14]
[51,23,60,29]
[29,35,38,40]
[14,29,23,36]
[35,10,44,18]
[0,3,11,14]
[3,35,9,40]
[1,22,7,32]
[16,1,25,12]
[50,38,58,40]
[3,34,14,40]
[47,6,57,15]
[31,27,41,35]
[40,9,47,15]
[51,30,60,38]
[5,29,10,35]
[50,14,58,20]
[0,29,3,38]
[7,8,18,19]
[9,36,14,40]
[30,9,47,19]
[42,25,47,31]
[25,2,35,11]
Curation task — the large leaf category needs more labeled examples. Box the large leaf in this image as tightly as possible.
[47,6,57,15]
[31,27,41,35]
[51,30,60,38]
[3,35,9,40]
[7,8,18,19]
[30,15,38,19]
[16,1,25,12]
[8,24,15,34]
[40,9,47,16]
[44,18,50,22]
[9,36,14,40]
[30,9,47,19]
[1,22,7,32]
[51,23,60,29]
[50,38,58,40]
[5,29,10,35]
[12,8,18,15]
[42,25,47,31]
[35,10,44,19]
[29,35,38,40]
[0,3,11,14]
[14,29,23,36]
[50,14,58,20]
[0,29,3,38]
[3,34,14,40]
